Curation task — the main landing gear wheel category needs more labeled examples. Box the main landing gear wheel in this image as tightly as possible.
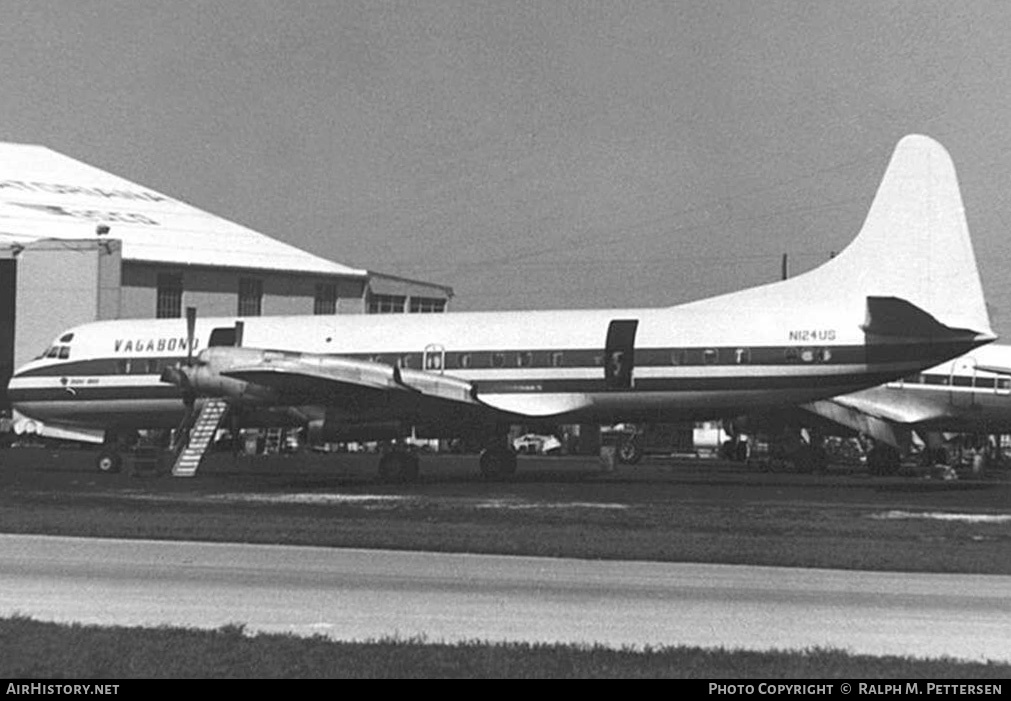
[617,437,643,465]
[867,444,901,476]
[95,450,123,474]
[479,448,518,479]
[378,451,420,483]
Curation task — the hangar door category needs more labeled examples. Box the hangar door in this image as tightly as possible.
[0,259,15,411]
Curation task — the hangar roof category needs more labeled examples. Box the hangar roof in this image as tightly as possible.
[0,142,367,277]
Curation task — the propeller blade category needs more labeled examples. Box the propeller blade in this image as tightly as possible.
[185,306,197,366]
[234,320,244,347]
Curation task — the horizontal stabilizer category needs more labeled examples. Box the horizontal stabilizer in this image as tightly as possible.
[861,296,985,339]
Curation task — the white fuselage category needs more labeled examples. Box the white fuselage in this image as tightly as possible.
[835,343,1011,433]
[7,296,986,438]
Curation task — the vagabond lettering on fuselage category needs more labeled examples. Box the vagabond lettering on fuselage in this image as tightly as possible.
[114,337,198,353]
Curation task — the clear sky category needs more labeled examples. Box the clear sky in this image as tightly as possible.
[2,2,1010,335]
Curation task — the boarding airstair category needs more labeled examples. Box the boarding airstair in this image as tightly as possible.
[172,398,229,477]
[263,427,285,454]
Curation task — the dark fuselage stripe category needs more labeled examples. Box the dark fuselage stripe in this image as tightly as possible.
[13,340,978,378]
[5,370,933,403]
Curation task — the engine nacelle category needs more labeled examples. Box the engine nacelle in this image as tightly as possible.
[164,347,282,404]
[188,365,277,403]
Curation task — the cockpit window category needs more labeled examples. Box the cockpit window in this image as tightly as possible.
[59,333,74,343]
[209,327,237,347]
[41,345,71,359]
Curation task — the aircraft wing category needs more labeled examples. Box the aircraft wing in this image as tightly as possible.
[974,363,1011,376]
[212,353,552,431]
[807,392,947,425]
[800,388,953,449]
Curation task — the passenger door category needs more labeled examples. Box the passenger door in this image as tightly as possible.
[604,319,638,389]
[423,343,446,373]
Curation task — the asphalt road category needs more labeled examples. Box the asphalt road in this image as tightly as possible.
[2,533,1008,662]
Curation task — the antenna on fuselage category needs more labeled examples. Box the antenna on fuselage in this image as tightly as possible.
[233,321,244,347]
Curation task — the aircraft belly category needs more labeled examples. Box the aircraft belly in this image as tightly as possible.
[12,399,186,430]
[479,378,899,423]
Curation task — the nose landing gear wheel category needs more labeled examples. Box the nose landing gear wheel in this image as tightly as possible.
[96,450,122,474]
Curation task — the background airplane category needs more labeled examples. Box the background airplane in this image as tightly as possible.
[7,135,995,479]
[799,343,1011,473]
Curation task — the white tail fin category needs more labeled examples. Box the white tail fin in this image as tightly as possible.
[715,134,993,339]
[811,134,990,335]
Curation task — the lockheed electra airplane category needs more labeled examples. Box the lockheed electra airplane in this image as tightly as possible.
[6,135,997,479]
[799,343,1011,473]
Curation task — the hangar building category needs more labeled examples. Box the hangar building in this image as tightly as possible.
[0,143,452,409]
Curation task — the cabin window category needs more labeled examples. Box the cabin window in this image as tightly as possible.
[817,348,832,363]
[703,349,719,365]
[998,377,1011,392]
[117,359,131,374]
[551,351,564,368]
[238,278,263,316]
[146,358,160,374]
[518,351,533,368]
[670,350,683,365]
[156,273,183,319]
[425,354,443,370]
[57,346,70,359]
[785,347,800,363]
[733,348,750,364]
[59,333,74,343]
[458,353,472,369]
[492,352,505,368]
[314,283,338,315]
[398,355,413,369]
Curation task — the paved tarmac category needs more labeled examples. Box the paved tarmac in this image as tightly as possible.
[2,534,1008,662]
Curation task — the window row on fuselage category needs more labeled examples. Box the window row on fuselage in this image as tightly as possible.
[370,345,840,371]
[904,372,1011,390]
[38,357,999,386]
[24,343,861,379]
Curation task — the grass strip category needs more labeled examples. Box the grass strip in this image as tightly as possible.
[1,616,1008,679]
